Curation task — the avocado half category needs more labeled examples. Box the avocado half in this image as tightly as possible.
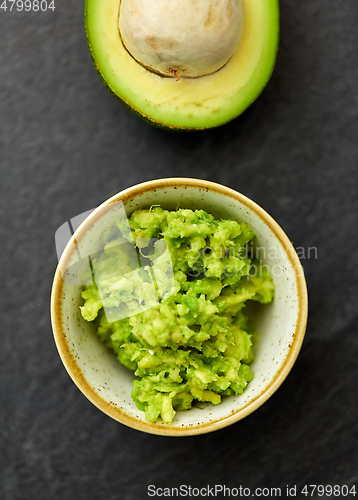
[85,0,279,130]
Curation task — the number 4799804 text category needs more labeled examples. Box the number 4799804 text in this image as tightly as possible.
[0,0,55,11]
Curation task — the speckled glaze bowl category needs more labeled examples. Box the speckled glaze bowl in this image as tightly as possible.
[51,178,308,436]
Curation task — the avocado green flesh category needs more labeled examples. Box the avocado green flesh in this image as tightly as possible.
[80,208,275,424]
[85,0,279,129]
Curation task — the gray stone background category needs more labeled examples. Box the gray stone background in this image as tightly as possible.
[1,0,357,499]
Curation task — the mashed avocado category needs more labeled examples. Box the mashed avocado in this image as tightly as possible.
[80,207,274,424]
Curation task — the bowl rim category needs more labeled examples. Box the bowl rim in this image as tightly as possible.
[51,178,308,436]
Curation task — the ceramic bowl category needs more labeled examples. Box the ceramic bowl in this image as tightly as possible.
[51,178,308,436]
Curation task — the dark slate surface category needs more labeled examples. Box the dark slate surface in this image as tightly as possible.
[1,1,357,499]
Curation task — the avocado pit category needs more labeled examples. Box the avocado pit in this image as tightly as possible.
[119,0,244,79]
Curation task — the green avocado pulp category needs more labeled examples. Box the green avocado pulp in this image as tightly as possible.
[80,207,275,424]
[85,0,279,129]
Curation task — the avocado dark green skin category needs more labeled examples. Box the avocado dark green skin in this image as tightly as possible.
[85,0,195,131]
[84,1,162,129]
[84,0,279,131]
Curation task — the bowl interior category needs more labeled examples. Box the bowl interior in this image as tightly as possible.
[54,183,303,434]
